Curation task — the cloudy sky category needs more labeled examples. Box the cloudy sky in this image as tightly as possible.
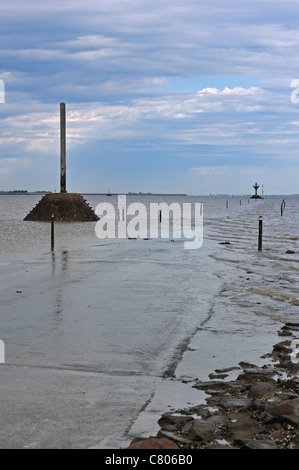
[1,0,299,194]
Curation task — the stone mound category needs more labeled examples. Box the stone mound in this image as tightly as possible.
[24,193,99,222]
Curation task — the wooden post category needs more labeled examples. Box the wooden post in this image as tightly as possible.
[281,203,283,216]
[60,102,66,193]
[258,216,263,251]
[51,214,55,251]
[159,210,162,223]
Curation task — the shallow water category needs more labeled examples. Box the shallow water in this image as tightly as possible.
[0,193,298,448]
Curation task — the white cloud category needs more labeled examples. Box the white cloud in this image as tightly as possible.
[2,0,299,193]
[197,87,260,96]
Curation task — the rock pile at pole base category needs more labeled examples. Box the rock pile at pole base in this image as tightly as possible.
[24,193,99,222]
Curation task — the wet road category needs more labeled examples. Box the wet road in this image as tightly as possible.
[0,238,219,448]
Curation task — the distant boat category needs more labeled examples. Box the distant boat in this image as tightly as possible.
[106,188,112,196]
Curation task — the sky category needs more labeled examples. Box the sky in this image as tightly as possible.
[1,0,299,195]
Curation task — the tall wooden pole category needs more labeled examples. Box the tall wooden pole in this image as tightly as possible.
[60,102,66,193]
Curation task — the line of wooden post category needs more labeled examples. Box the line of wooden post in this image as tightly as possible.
[258,216,263,251]
[281,199,285,216]
[51,214,55,251]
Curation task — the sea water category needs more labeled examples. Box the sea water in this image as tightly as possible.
[0,194,298,448]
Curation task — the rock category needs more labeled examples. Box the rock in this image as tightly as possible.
[239,361,258,369]
[219,397,253,411]
[291,435,299,449]
[279,378,299,391]
[193,381,232,391]
[236,372,276,384]
[187,404,213,418]
[234,438,278,449]
[157,430,193,446]
[128,437,179,449]
[279,360,299,373]
[266,397,299,426]
[227,416,266,440]
[215,367,240,374]
[206,414,229,427]
[249,382,276,398]
[285,250,295,254]
[208,373,229,380]
[158,413,193,431]
[142,324,299,450]
[189,419,216,443]
[273,341,292,355]
[205,443,238,449]
[278,330,293,337]
[242,366,276,376]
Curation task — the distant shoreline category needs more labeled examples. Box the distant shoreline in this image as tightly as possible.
[0,191,298,197]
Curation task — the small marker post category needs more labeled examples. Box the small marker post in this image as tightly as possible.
[51,214,55,251]
[258,216,263,251]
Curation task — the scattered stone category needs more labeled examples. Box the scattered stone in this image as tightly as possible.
[205,443,238,449]
[158,412,193,431]
[236,372,276,384]
[249,382,276,398]
[273,341,292,355]
[239,361,258,369]
[279,378,299,391]
[219,397,253,411]
[128,437,179,449]
[227,416,265,440]
[189,419,216,442]
[234,439,278,450]
[266,398,299,426]
[215,367,241,374]
[279,360,299,373]
[193,381,231,391]
[285,250,295,254]
[157,430,193,446]
[208,373,229,380]
[130,323,299,450]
